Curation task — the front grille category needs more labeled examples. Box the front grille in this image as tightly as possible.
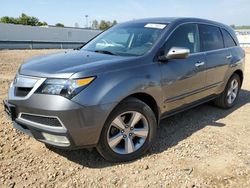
[15,87,32,97]
[20,114,62,127]
[12,74,42,98]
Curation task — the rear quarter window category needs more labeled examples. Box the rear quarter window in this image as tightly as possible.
[199,24,224,51]
[221,28,237,48]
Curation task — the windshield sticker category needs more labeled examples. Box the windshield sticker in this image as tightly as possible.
[144,23,166,29]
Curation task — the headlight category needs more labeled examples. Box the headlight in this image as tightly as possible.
[36,77,95,99]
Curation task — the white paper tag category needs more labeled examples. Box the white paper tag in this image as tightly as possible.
[144,23,166,29]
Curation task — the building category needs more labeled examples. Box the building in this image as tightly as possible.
[0,23,101,49]
[235,29,250,47]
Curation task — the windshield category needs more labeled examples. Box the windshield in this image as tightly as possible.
[82,23,167,56]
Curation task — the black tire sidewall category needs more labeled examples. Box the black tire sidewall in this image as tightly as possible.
[97,98,157,162]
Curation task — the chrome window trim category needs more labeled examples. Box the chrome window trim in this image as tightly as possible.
[16,112,66,132]
[162,21,236,55]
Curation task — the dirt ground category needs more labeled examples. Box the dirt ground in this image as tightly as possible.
[0,49,250,188]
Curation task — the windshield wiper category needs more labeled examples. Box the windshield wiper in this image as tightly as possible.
[94,50,116,55]
[73,43,86,50]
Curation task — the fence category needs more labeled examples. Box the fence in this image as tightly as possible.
[0,40,85,49]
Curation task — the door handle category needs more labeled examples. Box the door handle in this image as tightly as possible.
[226,55,232,59]
[195,62,205,67]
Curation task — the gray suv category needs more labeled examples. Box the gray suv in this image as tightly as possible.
[4,18,245,162]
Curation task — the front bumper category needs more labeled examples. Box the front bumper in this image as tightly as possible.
[4,94,115,149]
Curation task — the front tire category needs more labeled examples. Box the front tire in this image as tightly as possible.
[214,74,241,108]
[97,98,157,162]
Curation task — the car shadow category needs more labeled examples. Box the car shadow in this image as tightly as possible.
[48,89,250,168]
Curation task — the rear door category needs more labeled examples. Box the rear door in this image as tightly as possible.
[160,23,206,112]
[221,28,240,65]
[199,24,230,94]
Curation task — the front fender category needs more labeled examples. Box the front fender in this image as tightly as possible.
[72,64,162,107]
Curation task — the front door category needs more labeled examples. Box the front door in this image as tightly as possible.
[160,23,206,112]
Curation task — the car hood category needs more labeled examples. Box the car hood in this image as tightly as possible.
[19,50,134,78]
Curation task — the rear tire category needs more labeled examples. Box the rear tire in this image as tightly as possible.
[97,97,157,162]
[214,74,241,109]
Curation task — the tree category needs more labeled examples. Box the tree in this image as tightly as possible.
[18,13,29,25]
[106,21,111,27]
[230,24,250,29]
[0,16,17,24]
[99,20,108,30]
[0,13,48,26]
[18,13,47,26]
[236,25,250,29]
[99,20,113,30]
[97,20,118,30]
[92,19,98,29]
[112,20,118,26]
[18,13,39,26]
[37,21,48,26]
[55,23,64,27]
[230,24,236,29]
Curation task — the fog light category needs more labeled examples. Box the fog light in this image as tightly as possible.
[42,132,70,145]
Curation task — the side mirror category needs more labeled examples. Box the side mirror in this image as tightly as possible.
[158,47,190,61]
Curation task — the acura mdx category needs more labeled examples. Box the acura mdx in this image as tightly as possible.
[4,18,245,162]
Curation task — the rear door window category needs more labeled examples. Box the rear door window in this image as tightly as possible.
[221,28,237,48]
[199,24,224,51]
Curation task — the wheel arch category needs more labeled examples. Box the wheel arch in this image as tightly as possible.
[119,92,160,124]
[233,69,244,87]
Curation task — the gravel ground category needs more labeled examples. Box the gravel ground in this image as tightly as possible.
[0,49,250,188]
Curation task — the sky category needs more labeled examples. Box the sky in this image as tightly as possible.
[0,0,250,27]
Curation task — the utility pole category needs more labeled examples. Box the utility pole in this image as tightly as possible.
[85,15,88,28]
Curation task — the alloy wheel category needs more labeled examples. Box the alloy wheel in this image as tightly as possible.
[227,78,239,104]
[107,111,149,155]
